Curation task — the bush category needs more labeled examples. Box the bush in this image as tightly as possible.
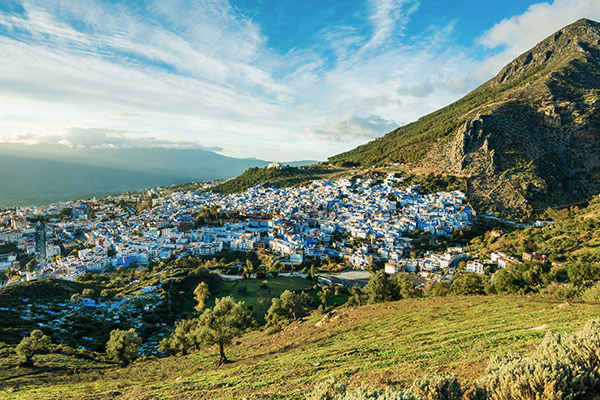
[483,353,584,400]
[541,283,581,300]
[481,319,600,399]
[581,282,600,302]
[307,376,421,400]
[411,374,464,400]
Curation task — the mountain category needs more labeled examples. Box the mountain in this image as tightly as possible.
[0,144,273,207]
[329,19,600,211]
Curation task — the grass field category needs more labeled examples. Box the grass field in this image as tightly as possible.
[209,276,316,316]
[1,294,599,399]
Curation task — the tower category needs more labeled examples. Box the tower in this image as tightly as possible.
[35,222,46,267]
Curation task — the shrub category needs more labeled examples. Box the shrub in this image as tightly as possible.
[411,374,464,400]
[541,282,581,299]
[483,353,583,400]
[581,282,600,302]
[307,376,422,400]
[479,319,600,399]
[575,319,600,379]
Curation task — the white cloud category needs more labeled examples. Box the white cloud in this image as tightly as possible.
[475,0,600,80]
[2,128,222,151]
[305,112,398,142]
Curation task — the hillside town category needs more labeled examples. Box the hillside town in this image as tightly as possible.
[0,174,482,286]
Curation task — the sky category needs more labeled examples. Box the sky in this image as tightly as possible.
[0,0,599,161]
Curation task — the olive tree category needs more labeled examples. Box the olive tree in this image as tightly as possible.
[193,296,251,365]
[106,328,142,366]
[16,329,51,367]
[265,290,310,327]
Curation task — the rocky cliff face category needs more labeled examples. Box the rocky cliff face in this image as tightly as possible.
[331,19,600,211]
[426,19,600,210]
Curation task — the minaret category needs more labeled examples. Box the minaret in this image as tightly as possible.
[35,222,47,267]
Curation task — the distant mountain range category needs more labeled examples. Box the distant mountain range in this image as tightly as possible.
[0,143,316,207]
[329,18,600,211]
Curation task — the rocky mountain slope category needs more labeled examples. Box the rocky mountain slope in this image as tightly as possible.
[329,19,600,211]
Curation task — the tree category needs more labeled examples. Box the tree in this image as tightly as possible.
[70,293,82,303]
[272,260,283,271]
[362,272,398,304]
[567,262,599,287]
[347,284,366,307]
[106,328,142,366]
[100,289,116,299]
[451,272,486,295]
[193,282,210,312]
[193,296,252,365]
[159,319,197,355]
[266,290,310,327]
[424,282,451,297]
[82,288,95,298]
[318,285,334,306]
[490,262,551,294]
[16,330,51,367]
[395,274,422,299]
[26,259,37,273]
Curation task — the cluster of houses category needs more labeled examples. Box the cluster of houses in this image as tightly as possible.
[1,173,476,285]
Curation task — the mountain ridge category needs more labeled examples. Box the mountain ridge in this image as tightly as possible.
[329,18,600,212]
[0,143,317,207]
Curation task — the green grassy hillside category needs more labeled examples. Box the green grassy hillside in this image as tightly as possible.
[2,295,598,399]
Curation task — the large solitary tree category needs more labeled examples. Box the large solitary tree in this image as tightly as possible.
[16,329,51,367]
[193,296,251,365]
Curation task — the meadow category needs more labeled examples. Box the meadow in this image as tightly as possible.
[1,294,598,399]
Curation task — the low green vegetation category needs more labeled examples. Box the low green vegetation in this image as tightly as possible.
[211,165,347,194]
[399,174,467,195]
[2,295,599,399]
[466,195,600,300]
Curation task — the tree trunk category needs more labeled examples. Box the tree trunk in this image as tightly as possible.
[218,342,228,366]
[20,355,33,367]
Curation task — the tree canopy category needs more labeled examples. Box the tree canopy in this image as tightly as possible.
[194,296,252,365]
[16,329,51,367]
[193,282,210,312]
[266,290,310,327]
[106,328,142,366]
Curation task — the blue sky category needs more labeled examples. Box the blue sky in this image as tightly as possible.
[0,0,598,161]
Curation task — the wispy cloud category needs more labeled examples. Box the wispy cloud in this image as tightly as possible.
[0,0,477,161]
[366,0,419,48]
[4,0,589,161]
